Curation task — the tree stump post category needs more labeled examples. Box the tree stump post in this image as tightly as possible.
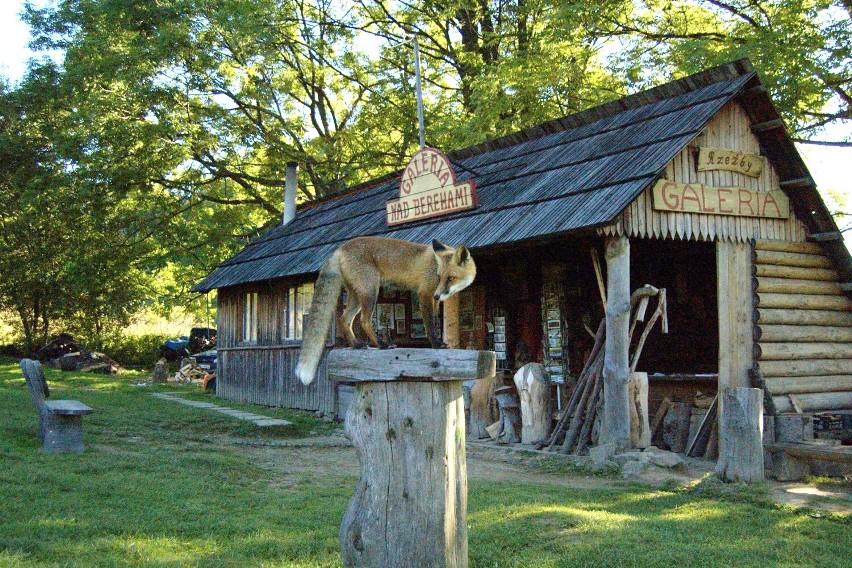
[715,387,764,483]
[603,235,632,449]
[328,348,496,568]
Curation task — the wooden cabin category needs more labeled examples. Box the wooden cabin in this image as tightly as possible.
[193,59,852,444]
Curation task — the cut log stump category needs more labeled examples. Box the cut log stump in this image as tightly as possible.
[716,387,764,483]
[513,363,551,444]
[328,348,496,568]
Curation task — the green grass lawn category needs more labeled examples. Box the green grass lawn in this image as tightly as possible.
[1,357,849,567]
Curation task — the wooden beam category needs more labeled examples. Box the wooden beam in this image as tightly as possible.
[753,239,822,255]
[765,442,852,464]
[738,85,768,98]
[772,391,852,414]
[326,348,496,383]
[763,375,852,396]
[841,283,852,293]
[756,277,841,295]
[809,231,842,242]
[751,118,786,133]
[754,249,832,269]
[756,342,852,361]
[760,358,852,377]
[756,308,852,326]
[779,177,815,190]
[754,264,837,281]
[755,293,852,311]
[757,324,852,343]
[602,235,631,449]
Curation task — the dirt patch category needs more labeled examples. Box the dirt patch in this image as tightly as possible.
[230,436,851,515]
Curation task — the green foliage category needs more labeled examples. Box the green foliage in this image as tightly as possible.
[99,332,172,369]
[1,0,849,346]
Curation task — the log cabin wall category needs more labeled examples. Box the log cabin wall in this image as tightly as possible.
[599,102,808,243]
[216,283,336,415]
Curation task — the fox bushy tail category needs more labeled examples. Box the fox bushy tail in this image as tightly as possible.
[296,253,343,385]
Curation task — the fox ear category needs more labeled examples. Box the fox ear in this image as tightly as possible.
[432,239,450,253]
[454,245,470,265]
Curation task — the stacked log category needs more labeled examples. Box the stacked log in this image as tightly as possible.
[753,239,852,413]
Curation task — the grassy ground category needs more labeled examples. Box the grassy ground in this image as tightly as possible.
[1,357,849,567]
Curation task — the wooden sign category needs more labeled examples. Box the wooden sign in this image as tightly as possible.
[652,180,789,219]
[697,147,764,178]
[386,147,477,226]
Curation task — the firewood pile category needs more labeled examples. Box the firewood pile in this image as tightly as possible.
[537,285,668,454]
[174,357,206,384]
[39,334,122,374]
[652,391,719,459]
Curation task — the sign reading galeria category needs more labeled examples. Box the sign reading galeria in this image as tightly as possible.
[652,179,789,219]
[386,147,477,226]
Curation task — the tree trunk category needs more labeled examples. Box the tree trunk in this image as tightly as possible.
[602,235,631,449]
[716,387,764,483]
[629,372,650,448]
[467,375,496,439]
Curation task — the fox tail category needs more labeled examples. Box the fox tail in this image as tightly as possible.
[296,252,343,385]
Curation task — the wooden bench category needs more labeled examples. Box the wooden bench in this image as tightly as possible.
[765,442,852,481]
[21,359,93,453]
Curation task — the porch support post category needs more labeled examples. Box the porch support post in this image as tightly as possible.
[602,235,632,449]
[443,294,460,349]
[716,240,755,454]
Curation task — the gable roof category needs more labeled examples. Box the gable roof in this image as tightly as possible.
[193,59,849,293]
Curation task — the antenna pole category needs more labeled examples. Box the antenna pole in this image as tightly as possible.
[413,36,426,149]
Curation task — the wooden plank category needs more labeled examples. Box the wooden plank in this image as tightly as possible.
[759,358,852,377]
[327,348,496,383]
[758,324,852,343]
[764,442,852,464]
[772,392,852,414]
[809,231,842,242]
[763,375,852,396]
[756,293,852,311]
[779,177,815,190]
[757,342,852,360]
[754,264,837,281]
[756,308,852,326]
[756,277,841,295]
[754,249,832,269]
[716,387,763,482]
[751,118,785,132]
[753,240,822,255]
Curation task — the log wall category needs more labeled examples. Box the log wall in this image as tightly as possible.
[753,239,852,413]
[217,284,337,415]
[599,102,808,243]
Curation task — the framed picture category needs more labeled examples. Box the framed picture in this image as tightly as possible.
[548,336,561,348]
[459,291,473,311]
[494,317,505,326]
[494,332,505,343]
[459,312,474,331]
[394,304,405,321]
[547,309,560,320]
[474,315,483,330]
[495,342,506,352]
[376,304,392,329]
[411,322,427,339]
[547,320,561,329]
[411,294,423,320]
[496,352,506,360]
[395,320,407,335]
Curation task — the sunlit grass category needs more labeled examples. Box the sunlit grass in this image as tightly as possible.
[1,357,849,567]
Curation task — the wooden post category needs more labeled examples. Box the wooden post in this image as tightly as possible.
[513,363,551,444]
[716,240,754,456]
[715,387,764,483]
[629,372,651,448]
[328,348,496,568]
[602,235,631,449]
[443,294,460,349]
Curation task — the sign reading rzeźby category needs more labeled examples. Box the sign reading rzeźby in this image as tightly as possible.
[697,147,764,178]
[652,179,789,219]
[386,147,477,226]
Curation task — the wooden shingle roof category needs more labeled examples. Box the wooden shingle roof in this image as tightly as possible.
[193,59,848,293]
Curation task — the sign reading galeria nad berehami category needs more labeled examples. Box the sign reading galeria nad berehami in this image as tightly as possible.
[697,147,764,178]
[386,147,477,226]
[652,179,789,219]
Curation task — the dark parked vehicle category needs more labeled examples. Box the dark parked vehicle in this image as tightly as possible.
[193,349,217,373]
[159,328,217,361]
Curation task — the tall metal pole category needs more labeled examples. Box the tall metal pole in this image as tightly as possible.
[413,36,426,149]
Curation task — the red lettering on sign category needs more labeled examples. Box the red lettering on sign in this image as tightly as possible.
[738,189,754,215]
[717,188,734,213]
[700,185,715,213]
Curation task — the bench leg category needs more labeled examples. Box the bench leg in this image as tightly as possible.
[42,414,85,453]
[770,452,810,482]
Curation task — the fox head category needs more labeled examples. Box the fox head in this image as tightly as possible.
[432,239,477,301]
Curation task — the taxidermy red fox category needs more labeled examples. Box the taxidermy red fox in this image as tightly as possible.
[296,236,476,385]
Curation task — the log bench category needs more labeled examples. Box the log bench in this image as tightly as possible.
[21,359,93,453]
[764,442,852,481]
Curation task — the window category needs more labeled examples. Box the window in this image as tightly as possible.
[244,292,258,343]
[284,282,314,340]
